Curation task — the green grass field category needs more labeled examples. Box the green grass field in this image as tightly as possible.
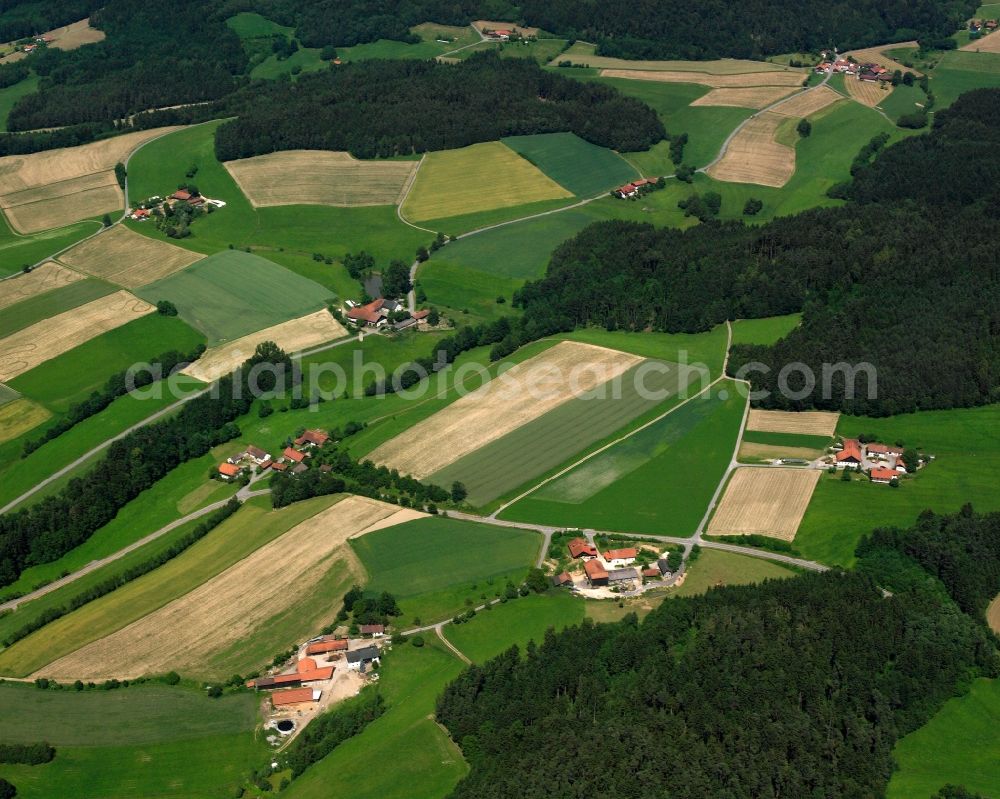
[0,278,115,338]
[401,141,572,223]
[501,132,639,196]
[888,678,1000,799]
[7,314,204,412]
[0,495,339,677]
[501,381,744,534]
[0,214,99,278]
[672,549,795,597]
[0,72,38,131]
[252,46,327,79]
[338,23,479,61]
[285,639,468,799]
[795,404,1000,567]
[225,11,292,38]
[417,260,524,323]
[878,83,928,121]
[443,591,586,663]
[929,50,1000,108]
[730,313,801,346]
[416,195,580,238]
[351,516,540,623]
[136,250,333,344]
[430,358,696,507]
[740,430,832,449]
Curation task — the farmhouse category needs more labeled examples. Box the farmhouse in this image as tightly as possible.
[642,567,660,579]
[247,657,335,689]
[271,687,321,708]
[657,558,674,576]
[360,624,385,637]
[870,467,898,484]
[568,538,598,559]
[865,442,904,459]
[218,462,242,480]
[291,463,308,475]
[306,637,349,656]
[604,548,638,567]
[836,439,863,467]
[295,429,329,447]
[347,298,388,327]
[551,571,573,587]
[272,461,288,472]
[246,445,270,463]
[584,559,609,587]
[346,645,381,672]
[614,178,657,199]
[283,447,307,463]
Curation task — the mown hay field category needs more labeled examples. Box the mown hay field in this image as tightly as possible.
[223,150,418,207]
[844,42,922,75]
[771,85,843,117]
[136,249,332,344]
[0,278,114,338]
[500,132,638,196]
[401,141,572,222]
[44,18,106,51]
[0,289,154,382]
[963,28,1000,52]
[0,397,50,444]
[0,261,84,310]
[707,467,821,540]
[369,341,643,479]
[845,77,893,107]
[181,309,347,382]
[0,126,181,232]
[737,441,824,462]
[36,496,398,680]
[690,86,798,108]
[555,43,796,74]
[746,408,840,436]
[57,224,202,288]
[705,112,795,187]
[599,68,806,88]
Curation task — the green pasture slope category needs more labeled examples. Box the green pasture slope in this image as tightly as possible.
[338,23,480,61]
[252,46,327,79]
[226,11,292,38]
[795,404,1000,567]
[0,214,98,278]
[444,591,586,663]
[672,549,795,597]
[0,279,115,338]
[285,640,468,799]
[888,678,1000,799]
[137,250,333,344]
[0,72,39,130]
[351,516,540,623]
[502,132,640,196]
[8,314,204,413]
[501,381,745,535]
[740,430,832,449]
[930,50,1000,108]
[0,683,262,799]
[730,313,801,346]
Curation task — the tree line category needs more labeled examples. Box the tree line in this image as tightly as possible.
[0,0,102,43]
[214,53,665,160]
[436,508,1000,798]
[0,343,290,589]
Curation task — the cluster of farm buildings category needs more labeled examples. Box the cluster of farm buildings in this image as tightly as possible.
[614,178,659,199]
[346,297,430,331]
[129,187,225,220]
[969,18,1000,37]
[18,35,52,54]
[552,539,677,590]
[832,438,917,483]
[217,428,330,480]
[815,57,895,82]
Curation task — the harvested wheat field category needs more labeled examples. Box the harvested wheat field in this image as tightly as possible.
[48,18,106,50]
[845,77,893,107]
[738,442,825,462]
[0,126,180,232]
[182,310,347,382]
[771,85,843,117]
[561,52,795,74]
[38,496,398,680]
[843,42,921,75]
[706,112,794,187]
[369,341,643,479]
[988,594,1000,634]
[0,290,153,382]
[599,68,806,88]
[690,86,798,108]
[224,150,418,207]
[707,467,822,541]
[354,508,428,537]
[963,29,1000,52]
[0,261,84,311]
[58,225,203,288]
[746,409,840,436]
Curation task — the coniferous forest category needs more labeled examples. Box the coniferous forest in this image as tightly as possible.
[436,508,1000,799]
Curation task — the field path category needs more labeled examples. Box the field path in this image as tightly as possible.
[436,626,471,663]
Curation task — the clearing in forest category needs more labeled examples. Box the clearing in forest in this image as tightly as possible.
[36,496,399,680]
[707,467,821,541]
[690,86,798,108]
[845,77,893,107]
[47,18,106,50]
[598,68,806,88]
[223,150,418,207]
[400,141,572,222]
[368,341,644,480]
[0,290,154,382]
[0,261,84,311]
[58,225,203,288]
[705,112,795,187]
[181,309,347,382]
[0,126,181,233]
[746,409,840,436]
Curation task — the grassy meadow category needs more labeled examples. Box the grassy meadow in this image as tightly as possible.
[0,72,39,130]
[501,132,639,196]
[795,404,1000,567]
[0,214,99,278]
[730,313,801,346]
[501,381,744,534]
[0,398,49,446]
[0,279,115,338]
[338,22,479,61]
[351,516,540,624]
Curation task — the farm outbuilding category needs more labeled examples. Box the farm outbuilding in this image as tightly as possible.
[271,688,321,708]
[584,559,609,587]
[346,646,381,672]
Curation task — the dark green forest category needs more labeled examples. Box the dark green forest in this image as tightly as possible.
[437,509,1000,799]
[511,90,1000,415]
[0,0,102,43]
[214,54,665,159]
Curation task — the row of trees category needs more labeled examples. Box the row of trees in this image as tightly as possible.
[436,509,1000,798]
[214,53,666,160]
